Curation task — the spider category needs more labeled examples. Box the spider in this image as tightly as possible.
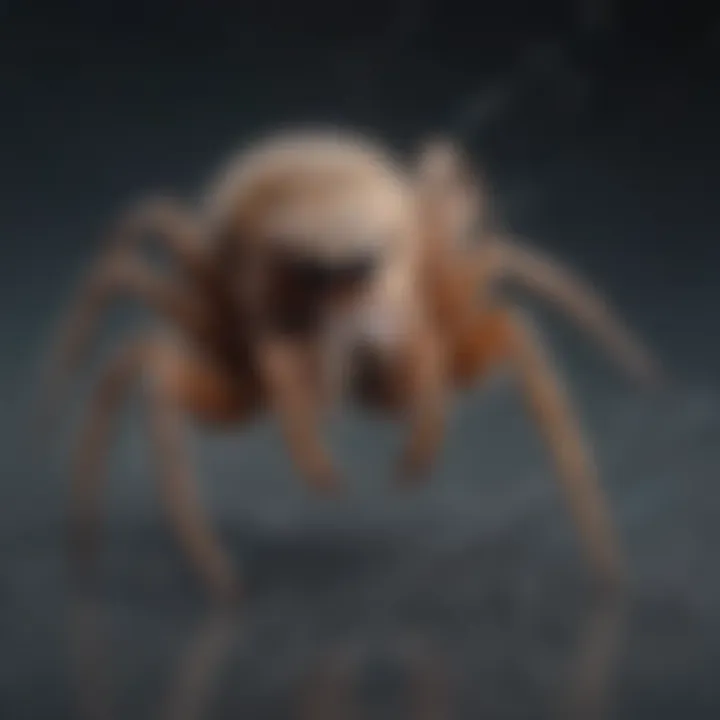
[40,129,661,601]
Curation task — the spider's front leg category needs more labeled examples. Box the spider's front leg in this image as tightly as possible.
[451,306,625,587]
[394,317,448,487]
[255,335,343,495]
[503,309,627,589]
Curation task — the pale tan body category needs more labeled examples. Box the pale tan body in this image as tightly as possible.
[40,132,661,600]
[202,132,443,486]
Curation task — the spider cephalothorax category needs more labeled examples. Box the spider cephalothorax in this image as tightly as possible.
[204,130,422,329]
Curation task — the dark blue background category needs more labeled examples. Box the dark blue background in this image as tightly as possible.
[1,2,719,717]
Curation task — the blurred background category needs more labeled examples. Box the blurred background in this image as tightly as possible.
[1,0,719,717]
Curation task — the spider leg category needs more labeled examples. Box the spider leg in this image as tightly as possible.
[105,196,212,284]
[37,196,212,434]
[413,138,663,386]
[39,254,213,439]
[255,336,342,495]
[72,337,256,603]
[71,340,145,567]
[395,319,447,486]
[503,309,626,589]
[471,236,664,386]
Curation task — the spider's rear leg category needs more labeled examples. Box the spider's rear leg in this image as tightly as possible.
[38,195,216,437]
[106,196,213,286]
[72,336,259,603]
[455,308,626,589]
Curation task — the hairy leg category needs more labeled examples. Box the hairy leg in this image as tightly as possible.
[72,337,256,602]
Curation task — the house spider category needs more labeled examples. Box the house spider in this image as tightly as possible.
[42,129,661,601]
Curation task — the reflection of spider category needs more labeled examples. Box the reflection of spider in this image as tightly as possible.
[300,632,450,719]
[42,130,661,601]
[67,592,627,720]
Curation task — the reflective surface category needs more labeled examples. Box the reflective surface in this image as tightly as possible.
[65,547,629,720]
